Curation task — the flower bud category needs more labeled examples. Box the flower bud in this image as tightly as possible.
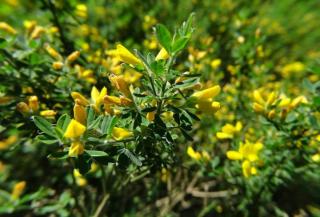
[28,96,39,112]
[67,51,80,63]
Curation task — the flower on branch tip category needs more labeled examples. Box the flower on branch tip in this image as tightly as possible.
[116,44,142,65]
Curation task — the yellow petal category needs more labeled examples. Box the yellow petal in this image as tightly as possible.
[112,127,133,140]
[216,132,233,139]
[226,151,242,160]
[68,141,85,157]
[117,44,142,65]
[71,92,89,106]
[253,90,265,105]
[64,119,86,138]
[155,47,170,61]
[187,146,202,160]
[192,85,221,100]
[74,104,86,125]
[11,181,26,200]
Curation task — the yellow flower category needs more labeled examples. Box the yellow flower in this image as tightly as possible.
[146,111,156,122]
[187,146,202,160]
[187,146,210,161]
[155,47,170,61]
[192,85,221,100]
[11,181,26,200]
[0,22,17,34]
[40,110,57,117]
[68,141,85,157]
[227,140,263,162]
[312,153,320,162]
[67,51,80,63]
[112,127,133,140]
[52,61,64,70]
[282,62,305,77]
[210,59,221,69]
[91,86,107,109]
[30,26,45,39]
[71,92,90,106]
[75,4,88,19]
[73,169,87,187]
[64,119,86,139]
[116,44,142,65]
[109,74,131,97]
[216,121,242,140]
[123,69,143,84]
[0,135,18,150]
[242,160,258,178]
[74,104,86,125]
[45,44,61,60]
[16,102,30,114]
[28,96,39,112]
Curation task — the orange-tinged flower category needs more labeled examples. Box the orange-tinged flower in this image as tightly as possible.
[11,181,26,200]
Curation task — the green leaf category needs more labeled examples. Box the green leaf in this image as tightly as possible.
[36,135,58,145]
[56,114,71,132]
[33,116,56,138]
[87,106,95,126]
[172,37,189,54]
[85,150,108,157]
[47,151,68,160]
[155,24,172,53]
[119,148,142,166]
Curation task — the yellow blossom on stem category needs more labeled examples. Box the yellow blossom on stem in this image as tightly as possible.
[67,51,80,63]
[28,96,39,112]
[74,104,86,125]
[11,181,26,200]
[112,127,133,140]
[155,47,170,61]
[68,141,85,157]
[64,119,86,139]
[116,44,142,65]
[73,169,87,186]
[227,140,263,162]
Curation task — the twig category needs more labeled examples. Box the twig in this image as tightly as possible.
[92,194,110,217]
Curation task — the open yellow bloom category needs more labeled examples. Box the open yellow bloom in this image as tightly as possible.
[192,85,221,114]
[91,86,107,109]
[216,121,242,139]
[64,119,86,139]
[112,127,133,140]
[116,44,142,65]
[68,141,85,157]
[11,181,26,200]
[227,141,263,162]
[28,96,39,112]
